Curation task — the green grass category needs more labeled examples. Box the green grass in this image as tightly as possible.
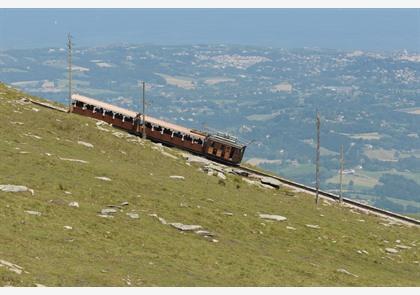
[0,82,419,286]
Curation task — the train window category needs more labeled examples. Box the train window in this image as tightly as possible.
[229,147,235,159]
[212,143,218,155]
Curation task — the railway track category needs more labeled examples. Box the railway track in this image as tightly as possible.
[239,165,420,227]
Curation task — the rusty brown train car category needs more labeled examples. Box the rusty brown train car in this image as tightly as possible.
[71,94,246,165]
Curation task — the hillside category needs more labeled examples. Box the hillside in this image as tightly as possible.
[0,82,419,286]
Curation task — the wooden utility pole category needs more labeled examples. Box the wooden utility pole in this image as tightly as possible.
[136,82,141,133]
[315,112,320,204]
[339,144,344,203]
[67,33,72,112]
[142,81,146,139]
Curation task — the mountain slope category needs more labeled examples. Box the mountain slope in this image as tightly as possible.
[0,82,419,286]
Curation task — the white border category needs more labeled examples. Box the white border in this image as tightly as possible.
[0,0,420,8]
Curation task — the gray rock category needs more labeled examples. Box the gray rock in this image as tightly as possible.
[217,172,226,180]
[248,173,264,180]
[59,157,88,164]
[169,175,185,180]
[222,212,233,216]
[385,248,399,254]
[286,226,296,230]
[77,141,94,148]
[336,268,358,278]
[170,223,202,231]
[68,201,79,208]
[10,121,24,125]
[25,210,41,216]
[101,208,117,215]
[260,183,275,190]
[63,226,73,230]
[306,224,320,229]
[112,131,125,138]
[204,164,225,173]
[260,177,282,188]
[232,169,249,177]
[149,213,167,225]
[95,176,111,181]
[126,213,139,219]
[121,201,129,206]
[183,154,212,165]
[242,178,260,186]
[195,230,214,237]
[259,213,287,222]
[395,245,411,250]
[0,259,24,275]
[0,185,29,193]
[97,126,110,132]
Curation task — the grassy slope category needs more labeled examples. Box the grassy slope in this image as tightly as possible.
[0,83,419,287]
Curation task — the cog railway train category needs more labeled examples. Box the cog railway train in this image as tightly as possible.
[71,94,247,165]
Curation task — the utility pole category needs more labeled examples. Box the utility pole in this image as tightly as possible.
[315,112,320,205]
[67,33,72,112]
[136,82,141,133]
[142,81,146,139]
[339,144,344,203]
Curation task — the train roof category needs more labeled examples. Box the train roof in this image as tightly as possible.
[208,134,246,149]
[72,94,205,140]
[72,94,137,118]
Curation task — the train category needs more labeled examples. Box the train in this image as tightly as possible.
[71,94,247,165]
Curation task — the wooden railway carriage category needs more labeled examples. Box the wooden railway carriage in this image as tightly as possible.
[204,134,246,164]
[71,94,246,165]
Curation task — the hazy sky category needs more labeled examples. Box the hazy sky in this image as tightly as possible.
[0,9,419,51]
